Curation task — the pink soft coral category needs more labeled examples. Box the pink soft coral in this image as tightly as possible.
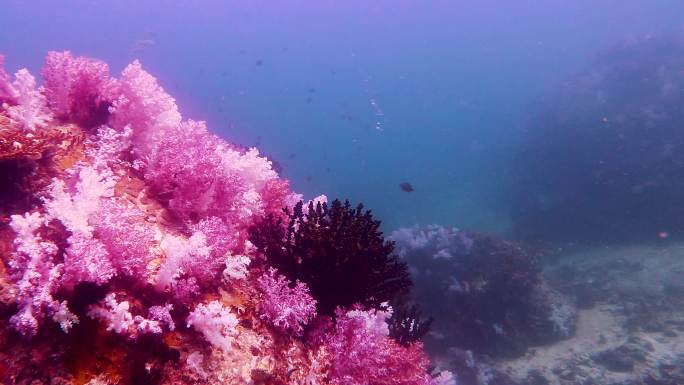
[42,51,115,128]
[93,198,155,281]
[256,267,317,336]
[88,293,165,336]
[261,178,301,219]
[144,118,282,248]
[8,212,78,336]
[108,60,181,155]
[62,232,115,286]
[322,308,433,385]
[0,54,18,103]
[144,120,240,221]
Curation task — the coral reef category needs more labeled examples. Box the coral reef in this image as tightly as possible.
[0,52,451,385]
[390,225,577,359]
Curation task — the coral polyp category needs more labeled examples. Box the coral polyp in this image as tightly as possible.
[0,52,451,385]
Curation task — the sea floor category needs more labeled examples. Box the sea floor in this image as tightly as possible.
[491,242,684,385]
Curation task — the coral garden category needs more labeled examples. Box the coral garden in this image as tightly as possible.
[0,51,454,385]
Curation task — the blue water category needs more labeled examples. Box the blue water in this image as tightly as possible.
[2,0,684,234]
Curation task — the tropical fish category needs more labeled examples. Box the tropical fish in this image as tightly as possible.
[399,182,414,192]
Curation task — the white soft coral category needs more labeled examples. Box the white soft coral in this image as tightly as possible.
[186,301,239,352]
[6,69,52,131]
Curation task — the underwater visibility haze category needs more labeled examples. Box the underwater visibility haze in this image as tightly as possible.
[1,1,684,385]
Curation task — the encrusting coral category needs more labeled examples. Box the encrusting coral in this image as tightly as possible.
[0,52,453,385]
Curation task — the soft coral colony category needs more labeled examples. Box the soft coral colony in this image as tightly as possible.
[0,51,454,385]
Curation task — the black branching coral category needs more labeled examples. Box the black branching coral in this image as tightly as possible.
[388,303,433,346]
[249,199,412,315]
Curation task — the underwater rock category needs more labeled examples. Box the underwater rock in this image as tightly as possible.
[592,335,652,372]
[0,52,453,385]
[512,29,684,242]
[390,225,577,359]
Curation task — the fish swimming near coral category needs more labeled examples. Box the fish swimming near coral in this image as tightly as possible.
[400,182,414,192]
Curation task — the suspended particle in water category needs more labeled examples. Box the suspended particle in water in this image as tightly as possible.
[369,97,385,131]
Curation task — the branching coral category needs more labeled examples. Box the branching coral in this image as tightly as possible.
[250,199,412,315]
[388,302,434,347]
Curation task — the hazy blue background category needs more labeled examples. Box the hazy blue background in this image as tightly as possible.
[2,0,684,234]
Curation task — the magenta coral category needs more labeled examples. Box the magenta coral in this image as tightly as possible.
[0,54,18,103]
[322,308,433,385]
[148,304,175,331]
[144,119,279,230]
[8,212,77,336]
[93,198,155,281]
[108,59,181,155]
[256,267,317,335]
[62,232,115,286]
[42,51,115,128]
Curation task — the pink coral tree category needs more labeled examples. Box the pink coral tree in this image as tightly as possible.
[256,267,317,335]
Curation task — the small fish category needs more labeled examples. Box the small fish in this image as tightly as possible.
[306,175,313,182]
[255,59,263,67]
[306,96,313,104]
[399,182,414,192]
[308,88,316,93]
